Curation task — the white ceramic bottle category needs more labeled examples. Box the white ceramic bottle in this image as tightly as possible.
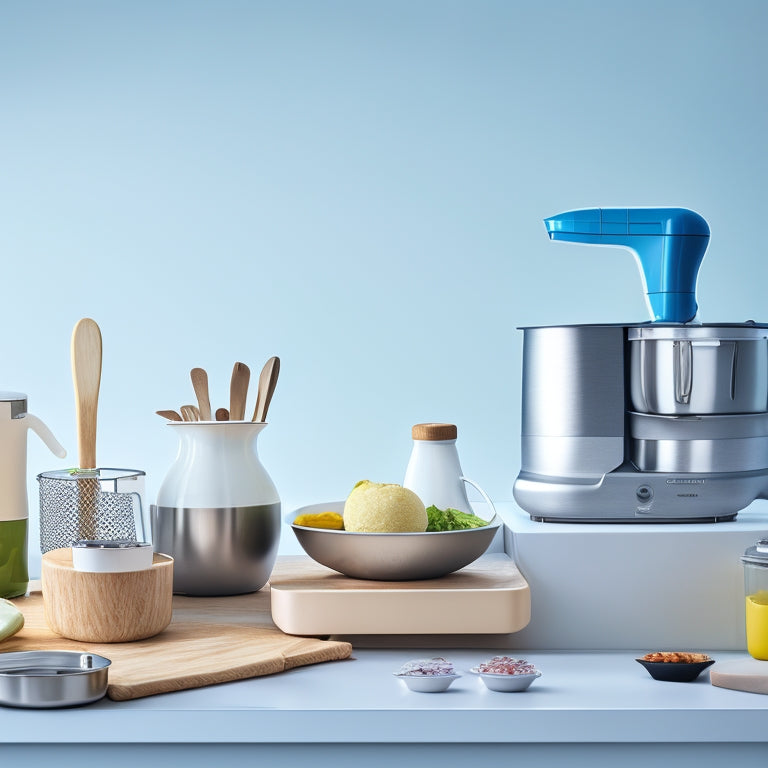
[0,392,66,598]
[403,423,493,513]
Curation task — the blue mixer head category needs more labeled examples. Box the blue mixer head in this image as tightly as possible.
[544,207,710,323]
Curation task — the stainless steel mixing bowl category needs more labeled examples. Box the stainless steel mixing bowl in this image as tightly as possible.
[289,502,502,580]
[0,650,111,708]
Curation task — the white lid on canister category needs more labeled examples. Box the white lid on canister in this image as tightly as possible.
[71,540,154,573]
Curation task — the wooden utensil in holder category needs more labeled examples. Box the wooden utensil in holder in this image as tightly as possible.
[41,548,173,642]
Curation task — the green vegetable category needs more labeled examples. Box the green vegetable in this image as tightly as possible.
[0,597,24,641]
[426,505,488,532]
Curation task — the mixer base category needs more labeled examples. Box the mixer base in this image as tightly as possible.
[514,467,768,523]
[529,513,737,524]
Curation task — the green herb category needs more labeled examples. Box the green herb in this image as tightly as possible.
[426,505,488,532]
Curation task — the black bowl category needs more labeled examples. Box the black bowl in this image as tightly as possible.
[636,658,715,682]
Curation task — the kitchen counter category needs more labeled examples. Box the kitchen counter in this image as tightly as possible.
[4,504,768,766]
[1,647,767,766]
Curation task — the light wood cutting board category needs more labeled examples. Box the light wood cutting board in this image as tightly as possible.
[710,657,768,694]
[6,573,352,701]
[270,553,530,636]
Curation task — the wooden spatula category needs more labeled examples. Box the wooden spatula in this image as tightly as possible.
[253,356,280,422]
[180,404,201,422]
[71,318,102,540]
[156,409,183,421]
[229,362,250,421]
[190,367,212,421]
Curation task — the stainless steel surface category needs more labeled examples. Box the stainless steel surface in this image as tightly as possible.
[38,468,146,553]
[627,325,768,341]
[290,502,501,581]
[521,435,624,478]
[629,326,768,415]
[632,436,768,474]
[630,410,768,473]
[0,391,27,419]
[151,503,281,595]
[519,325,626,476]
[630,412,768,440]
[514,468,767,522]
[514,322,768,522]
[0,651,110,708]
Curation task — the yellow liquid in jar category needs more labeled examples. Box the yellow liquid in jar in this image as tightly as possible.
[745,591,768,660]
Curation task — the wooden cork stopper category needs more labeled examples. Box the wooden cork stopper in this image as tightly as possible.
[411,423,458,441]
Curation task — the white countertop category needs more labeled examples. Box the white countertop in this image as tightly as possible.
[1,649,767,744]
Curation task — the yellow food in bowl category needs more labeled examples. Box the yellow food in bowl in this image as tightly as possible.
[343,480,427,533]
[293,511,345,530]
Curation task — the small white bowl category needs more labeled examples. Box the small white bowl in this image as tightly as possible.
[471,668,541,692]
[395,674,460,692]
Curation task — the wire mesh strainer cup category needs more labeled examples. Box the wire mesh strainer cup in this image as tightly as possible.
[37,468,147,554]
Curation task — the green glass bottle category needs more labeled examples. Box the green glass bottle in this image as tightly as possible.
[0,518,29,598]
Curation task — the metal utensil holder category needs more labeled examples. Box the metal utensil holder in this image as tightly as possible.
[37,468,147,554]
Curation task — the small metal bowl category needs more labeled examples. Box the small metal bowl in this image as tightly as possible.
[289,502,502,580]
[0,650,111,708]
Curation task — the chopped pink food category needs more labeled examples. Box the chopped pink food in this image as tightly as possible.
[477,656,537,675]
[397,657,455,676]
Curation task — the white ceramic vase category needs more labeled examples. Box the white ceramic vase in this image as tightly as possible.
[152,421,281,596]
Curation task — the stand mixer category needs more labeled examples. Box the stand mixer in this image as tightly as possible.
[513,207,768,522]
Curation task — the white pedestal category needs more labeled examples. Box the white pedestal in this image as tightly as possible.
[497,500,768,651]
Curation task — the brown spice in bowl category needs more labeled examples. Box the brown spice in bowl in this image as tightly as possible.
[640,651,711,663]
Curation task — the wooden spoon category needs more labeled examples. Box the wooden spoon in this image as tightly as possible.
[215,407,229,421]
[180,404,200,422]
[156,409,183,421]
[190,367,212,421]
[253,356,280,422]
[71,317,102,540]
[229,362,250,421]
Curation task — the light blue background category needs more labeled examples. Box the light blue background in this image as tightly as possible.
[1,0,766,574]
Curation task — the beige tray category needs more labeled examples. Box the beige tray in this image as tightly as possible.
[269,553,530,636]
[710,657,768,694]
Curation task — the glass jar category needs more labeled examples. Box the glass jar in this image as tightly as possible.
[742,539,768,660]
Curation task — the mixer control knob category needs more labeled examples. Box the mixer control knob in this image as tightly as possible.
[636,486,653,502]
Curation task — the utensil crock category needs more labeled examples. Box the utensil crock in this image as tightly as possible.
[152,421,281,596]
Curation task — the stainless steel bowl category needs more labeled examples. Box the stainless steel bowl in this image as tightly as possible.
[629,325,768,415]
[0,651,111,708]
[289,502,502,580]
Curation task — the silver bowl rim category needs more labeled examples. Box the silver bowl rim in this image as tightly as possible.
[0,650,112,677]
[288,501,500,537]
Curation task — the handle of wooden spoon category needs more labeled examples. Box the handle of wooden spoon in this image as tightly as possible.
[71,318,102,469]
[215,407,229,421]
[190,367,212,421]
[71,317,102,542]
[253,356,280,422]
[229,362,250,421]
[156,409,183,421]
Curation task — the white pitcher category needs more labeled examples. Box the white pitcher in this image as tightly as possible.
[152,421,280,596]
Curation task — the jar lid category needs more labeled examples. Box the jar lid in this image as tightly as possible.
[742,538,768,566]
[412,423,458,441]
[0,392,27,419]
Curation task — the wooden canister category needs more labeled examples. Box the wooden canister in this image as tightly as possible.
[41,548,173,642]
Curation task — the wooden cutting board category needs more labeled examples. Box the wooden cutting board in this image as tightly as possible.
[710,657,768,694]
[6,571,352,701]
[270,553,530,636]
